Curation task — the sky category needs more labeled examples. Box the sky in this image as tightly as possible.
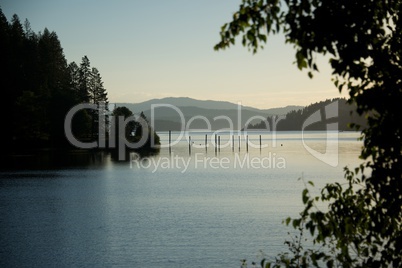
[2,0,346,109]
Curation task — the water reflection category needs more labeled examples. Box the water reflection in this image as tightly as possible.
[0,132,363,267]
[0,151,109,170]
[110,149,160,163]
[0,148,162,170]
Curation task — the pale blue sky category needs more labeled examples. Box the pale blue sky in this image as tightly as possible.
[2,0,345,109]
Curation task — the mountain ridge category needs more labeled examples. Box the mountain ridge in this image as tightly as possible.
[244,98,367,131]
[115,97,303,130]
[116,97,301,114]
[114,97,365,131]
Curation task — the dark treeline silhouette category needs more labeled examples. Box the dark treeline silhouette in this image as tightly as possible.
[111,107,160,160]
[0,7,160,158]
[0,8,111,153]
[244,98,367,131]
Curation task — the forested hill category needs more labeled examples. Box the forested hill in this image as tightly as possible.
[1,9,108,152]
[244,98,367,131]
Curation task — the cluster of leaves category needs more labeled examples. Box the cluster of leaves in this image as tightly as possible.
[0,8,108,151]
[216,0,402,267]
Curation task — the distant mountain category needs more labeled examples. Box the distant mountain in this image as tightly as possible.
[118,97,261,112]
[245,98,367,131]
[115,97,302,131]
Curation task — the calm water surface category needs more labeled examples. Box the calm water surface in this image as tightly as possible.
[0,131,362,267]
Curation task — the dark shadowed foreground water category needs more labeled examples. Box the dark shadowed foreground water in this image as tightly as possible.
[0,131,362,267]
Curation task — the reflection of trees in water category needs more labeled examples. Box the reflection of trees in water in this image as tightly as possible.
[1,151,107,170]
[110,148,160,162]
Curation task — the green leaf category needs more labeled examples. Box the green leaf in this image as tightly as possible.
[296,50,307,70]
[302,189,309,204]
[292,219,301,228]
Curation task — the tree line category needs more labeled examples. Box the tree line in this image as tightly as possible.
[0,8,109,152]
[244,98,367,131]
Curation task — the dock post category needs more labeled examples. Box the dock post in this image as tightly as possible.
[189,136,191,155]
[205,134,207,152]
[169,130,171,154]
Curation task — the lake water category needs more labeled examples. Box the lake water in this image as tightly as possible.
[0,131,362,267]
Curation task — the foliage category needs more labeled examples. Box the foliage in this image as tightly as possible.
[0,8,109,150]
[112,107,160,152]
[216,0,402,267]
[112,106,135,140]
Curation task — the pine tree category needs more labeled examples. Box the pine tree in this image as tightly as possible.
[37,28,71,145]
[78,55,91,103]
[2,9,112,150]
[0,8,12,152]
[9,14,24,99]
[89,67,107,105]
[68,62,80,97]
[88,67,109,140]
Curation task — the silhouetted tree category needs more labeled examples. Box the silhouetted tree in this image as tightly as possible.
[68,62,80,96]
[78,55,91,103]
[134,111,160,149]
[0,8,13,152]
[0,9,158,156]
[112,106,135,141]
[216,0,402,267]
[112,107,160,152]
[88,67,109,140]
[67,60,93,141]
[0,10,105,150]
[39,28,73,145]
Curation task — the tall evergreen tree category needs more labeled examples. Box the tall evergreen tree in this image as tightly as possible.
[0,10,110,151]
[67,61,91,140]
[9,14,24,101]
[37,28,72,145]
[68,61,80,95]
[78,55,91,103]
[88,67,109,140]
[0,8,12,152]
[89,67,108,105]
[10,14,41,146]
[38,28,69,95]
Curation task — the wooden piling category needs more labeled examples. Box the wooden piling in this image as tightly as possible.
[215,134,217,154]
[189,136,191,155]
[169,130,171,154]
